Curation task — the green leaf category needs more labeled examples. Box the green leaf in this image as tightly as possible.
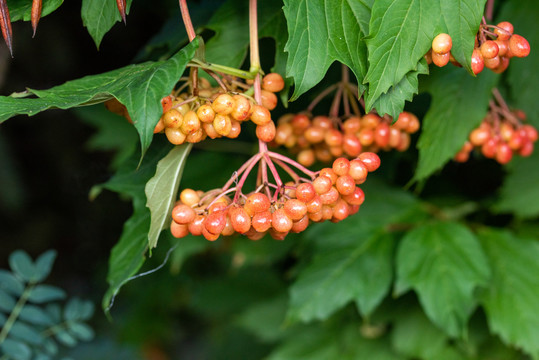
[55,330,78,347]
[81,0,133,49]
[391,306,449,359]
[43,337,58,355]
[19,304,54,326]
[205,0,287,69]
[0,40,198,157]
[0,288,16,312]
[371,58,429,118]
[34,250,57,282]
[478,229,539,359]
[145,144,192,249]
[7,0,63,22]
[501,0,539,126]
[9,250,38,283]
[0,269,24,295]
[10,321,44,345]
[283,0,370,101]
[414,66,499,181]
[235,295,288,343]
[288,231,393,323]
[438,0,487,74]
[395,221,490,337]
[102,197,150,314]
[0,338,32,360]
[28,285,66,303]
[45,304,62,323]
[74,105,138,170]
[68,322,95,341]
[64,298,94,321]
[363,0,440,110]
[496,151,539,218]
[169,235,210,274]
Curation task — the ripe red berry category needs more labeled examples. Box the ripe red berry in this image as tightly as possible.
[342,134,362,157]
[261,90,278,111]
[251,210,272,233]
[332,199,350,221]
[244,193,271,216]
[495,142,513,164]
[170,221,189,238]
[271,208,293,233]
[312,175,333,194]
[291,215,309,233]
[374,122,390,147]
[284,199,308,221]
[343,187,365,206]
[348,159,369,182]
[495,22,513,41]
[229,207,251,234]
[306,195,323,213]
[480,40,499,59]
[319,186,340,205]
[336,175,356,196]
[296,183,316,203]
[319,168,338,185]
[432,33,452,54]
[171,204,196,224]
[492,56,510,74]
[509,34,530,58]
[358,152,381,172]
[256,121,276,142]
[432,51,450,67]
[204,210,227,235]
[332,158,350,176]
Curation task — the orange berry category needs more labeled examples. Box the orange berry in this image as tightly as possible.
[165,127,187,145]
[262,73,285,93]
[432,33,452,54]
[261,90,278,110]
[197,104,216,123]
[250,105,272,126]
[256,121,276,142]
[229,207,251,234]
[162,109,183,129]
[170,221,189,238]
[252,210,272,233]
[181,110,201,134]
[212,93,235,115]
[284,199,308,221]
[244,193,271,216]
[231,95,251,121]
[271,208,293,233]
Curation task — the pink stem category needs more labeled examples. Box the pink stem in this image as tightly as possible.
[267,151,317,178]
[233,153,263,203]
[179,0,196,42]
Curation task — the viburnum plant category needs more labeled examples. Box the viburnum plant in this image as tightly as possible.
[1,0,539,359]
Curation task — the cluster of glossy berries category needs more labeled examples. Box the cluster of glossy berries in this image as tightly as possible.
[272,111,419,166]
[426,21,530,75]
[105,73,284,144]
[454,110,537,164]
[170,153,380,241]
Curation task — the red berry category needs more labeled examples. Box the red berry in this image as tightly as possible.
[480,40,499,59]
[495,22,513,41]
[342,134,362,157]
[244,193,271,216]
[172,204,196,224]
[306,195,323,213]
[188,214,205,236]
[251,210,272,233]
[374,122,390,147]
[319,168,338,185]
[336,175,356,196]
[261,90,278,111]
[495,142,513,164]
[296,183,316,203]
[348,159,368,182]
[509,34,530,58]
[170,221,189,238]
[291,215,309,233]
[471,49,484,75]
[319,186,340,205]
[256,121,276,142]
[358,152,381,172]
[204,210,227,235]
[271,208,293,233]
[332,199,350,221]
[313,175,333,194]
[284,199,308,221]
[343,187,365,206]
[432,51,450,67]
[332,157,350,176]
[250,105,272,126]
[229,207,251,234]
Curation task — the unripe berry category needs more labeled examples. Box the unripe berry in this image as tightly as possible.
[256,121,276,142]
[250,105,272,126]
[297,149,316,167]
[348,159,368,182]
[313,175,333,194]
[312,115,333,129]
[332,157,350,176]
[212,93,235,115]
[432,33,452,54]
[304,127,325,144]
[202,122,220,139]
[492,56,510,74]
[358,128,374,146]
[181,110,201,134]
[319,168,338,185]
[180,189,200,207]
[342,116,361,134]
[228,120,242,139]
[291,114,311,134]
[361,113,381,129]
[154,118,165,134]
[336,175,356,196]
[262,73,285,93]
[469,127,490,146]
[325,129,343,147]
[484,56,501,70]
[213,114,232,136]
[495,40,509,57]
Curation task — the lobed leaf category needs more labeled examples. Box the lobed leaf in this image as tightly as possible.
[414,66,499,181]
[0,40,198,158]
[283,0,370,101]
[81,0,133,49]
[478,229,539,359]
[287,231,393,323]
[395,221,490,337]
[371,58,429,118]
[145,144,192,249]
[363,0,440,110]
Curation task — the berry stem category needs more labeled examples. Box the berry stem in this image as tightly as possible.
[249,0,261,74]
[271,157,301,183]
[221,153,261,193]
[330,84,344,118]
[485,0,494,21]
[189,59,256,79]
[179,0,196,42]
[268,151,317,178]
[307,83,339,113]
[263,153,284,201]
[233,153,263,203]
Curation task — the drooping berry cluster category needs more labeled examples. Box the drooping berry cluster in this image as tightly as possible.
[454,91,537,164]
[105,73,284,144]
[170,152,380,241]
[426,21,530,75]
[272,111,419,167]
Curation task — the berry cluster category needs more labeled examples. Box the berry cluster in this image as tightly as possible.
[454,92,537,164]
[426,21,530,75]
[170,152,380,241]
[272,111,419,166]
[105,73,284,145]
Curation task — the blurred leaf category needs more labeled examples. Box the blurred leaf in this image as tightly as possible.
[33,250,57,282]
[74,105,138,170]
[371,59,429,118]
[68,322,95,341]
[55,330,78,347]
[230,235,295,268]
[8,0,63,22]
[500,0,539,126]
[395,221,490,337]
[496,149,539,218]
[288,231,393,323]
[0,288,16,312]
[235,294,289,343]
[283,0,370,101]
[0,338,32,360]
[414,66,499,181]
[0,269,24,295]
[64,298,94,321]
[391,306,449,359]
[169,235,210,274]
[43,337,58,355]
[19,304,54,326]
[0,312,6,325]
[145,144,192,248]
[81,0,133,49]
[478,229,539,359]
[45,304,62,324]
[10,321,44,345]
[0,40,198,157]
[28,285,66,303]
[9,250,37,283]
